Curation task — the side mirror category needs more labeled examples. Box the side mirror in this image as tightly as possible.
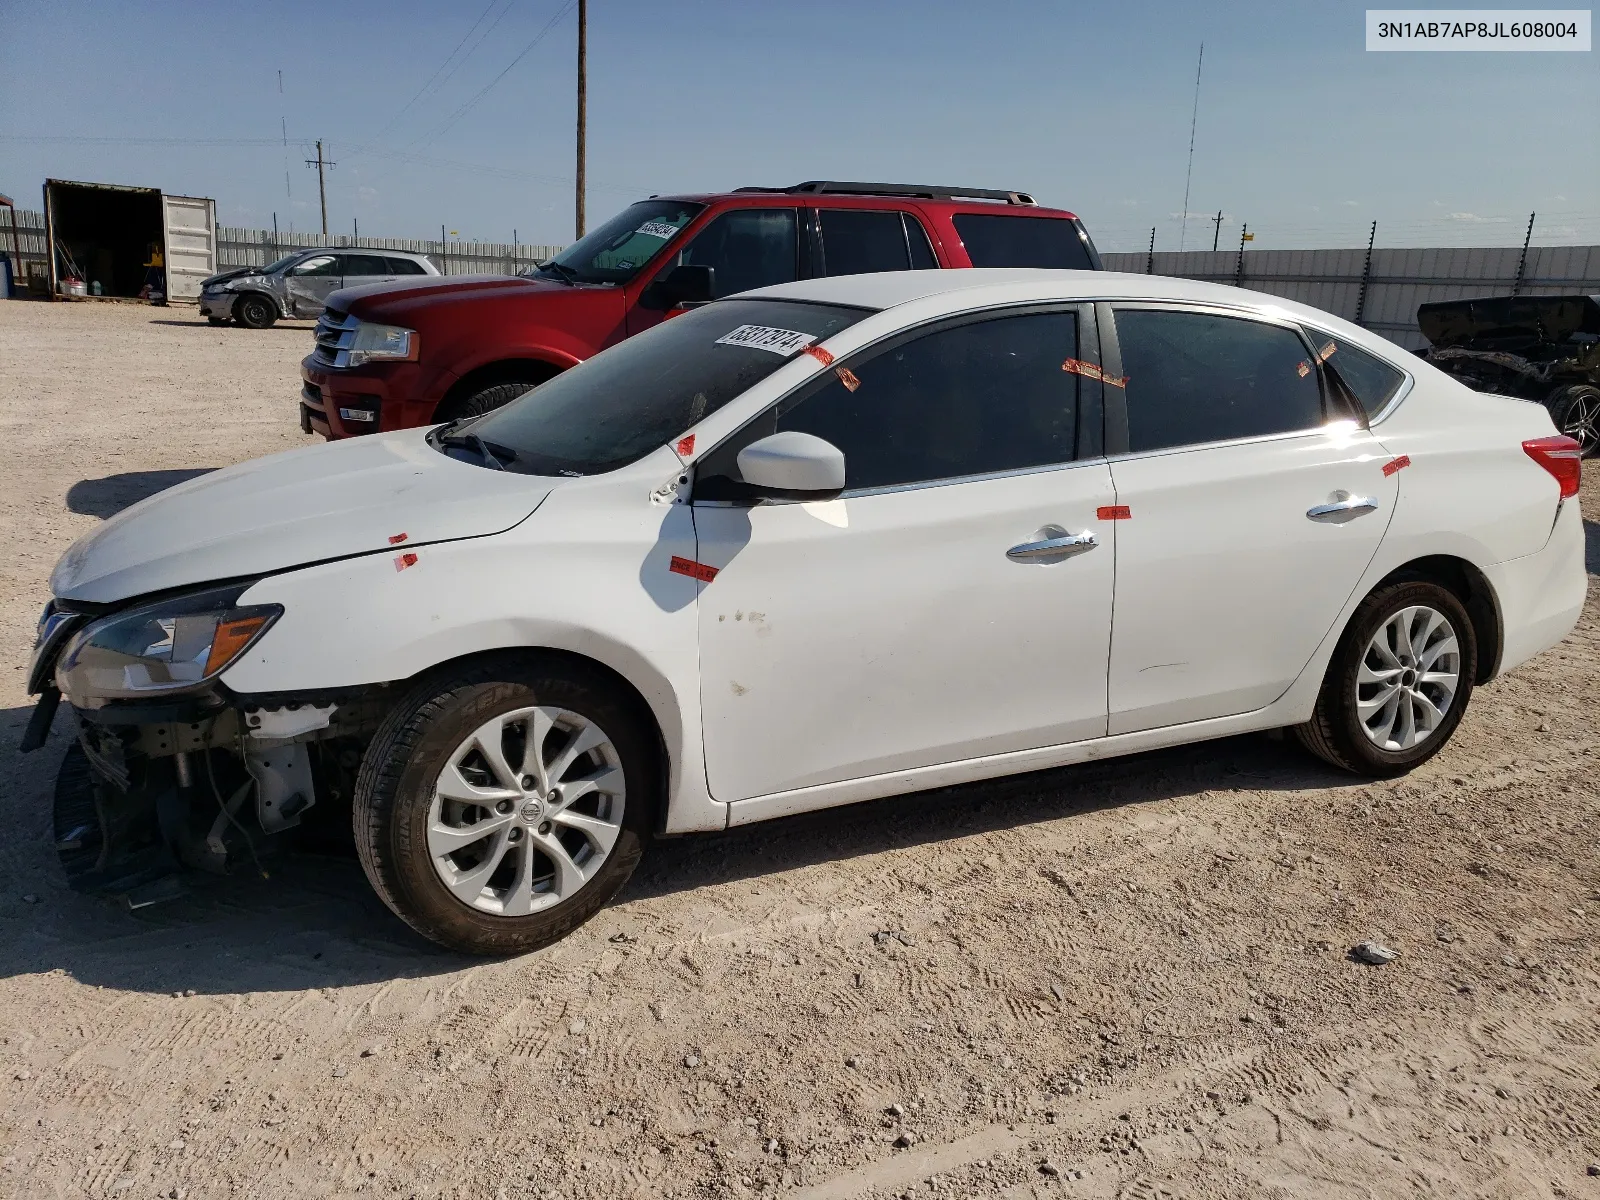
[735,432,845,501]
[648,263,715,309]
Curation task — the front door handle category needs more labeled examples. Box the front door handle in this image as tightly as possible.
[1006,529,1098,562]
[1306,492,1379,523]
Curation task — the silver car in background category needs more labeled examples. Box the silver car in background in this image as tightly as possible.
[197,247,440,329]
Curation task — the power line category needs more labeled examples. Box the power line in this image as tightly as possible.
[372,0,514,143]
[1178,42,1203,253]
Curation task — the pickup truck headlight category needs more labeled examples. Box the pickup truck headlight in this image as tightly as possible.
[54,584,281,708]
[348,322,419,367]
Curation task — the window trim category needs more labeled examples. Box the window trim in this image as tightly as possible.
[690,300,1103,504]
[1100,301,1362,462]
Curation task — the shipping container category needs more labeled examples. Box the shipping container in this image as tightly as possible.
[43,179,216,301]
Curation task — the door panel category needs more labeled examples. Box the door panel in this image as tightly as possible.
[695,465,1117,801]
[1107,428,1397,734]
[160,194,215,301]
[284,254,341,317]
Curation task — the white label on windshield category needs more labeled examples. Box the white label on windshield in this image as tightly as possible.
[636,221,681,240]
[714,325,818,356]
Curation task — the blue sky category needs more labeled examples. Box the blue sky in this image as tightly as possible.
[2,0,1595,252]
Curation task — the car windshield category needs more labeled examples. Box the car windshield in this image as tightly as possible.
[530,200,703,285]
[460,298,869,475]
[262,253,302,274]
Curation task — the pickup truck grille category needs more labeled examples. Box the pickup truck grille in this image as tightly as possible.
[312,309,360,368]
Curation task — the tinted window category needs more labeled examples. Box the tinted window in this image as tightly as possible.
[1313,335,1406,419]
[466,299,864,476]
[386,256,430,275]
[704,311,1079,493]
[342,254,392,277]
[673,208,799,298]
[819,210,912,275]
[905,214,937,269]
[536,199,703,285]
[291,255,340,277]
[1114,309,1326,453]
[954,214,1094,270]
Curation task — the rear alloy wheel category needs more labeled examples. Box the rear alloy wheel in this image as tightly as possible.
[1293,581,1476,777]
[1546,383,1600,458]
[234,293,278,330]
[354,659,656,954]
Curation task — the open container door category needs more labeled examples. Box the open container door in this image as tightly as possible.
[161,194,216,301]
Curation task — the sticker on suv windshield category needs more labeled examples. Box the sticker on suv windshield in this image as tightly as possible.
[715,325,819,356]
[636,221,681,241]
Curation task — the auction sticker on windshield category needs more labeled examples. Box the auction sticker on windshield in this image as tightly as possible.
[636,221,682,240]
[714,325,819,356]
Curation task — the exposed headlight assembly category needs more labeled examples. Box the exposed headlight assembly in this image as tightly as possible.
[54,584,281,708]
[347,322,419,367]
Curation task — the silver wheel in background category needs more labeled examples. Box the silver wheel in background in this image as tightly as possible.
[426,705,625,917]
[1560,389,1600,457]
[1356,605,1462,752]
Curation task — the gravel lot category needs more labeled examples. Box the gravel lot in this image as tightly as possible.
[1,299,1597,1200]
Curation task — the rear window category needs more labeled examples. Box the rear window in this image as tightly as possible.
[463,299,867,476]
[386,257,430,275]
[953,214,1094,270]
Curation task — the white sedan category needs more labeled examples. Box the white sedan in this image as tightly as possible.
[29,270,1587,954]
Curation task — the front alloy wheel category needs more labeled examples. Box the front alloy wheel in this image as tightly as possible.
[1294,580,1477,777]
[354,658,656,955]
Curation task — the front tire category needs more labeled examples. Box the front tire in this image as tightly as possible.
[353,657,657,955]
[234,293,278,329]
[1293,581,1476,777]
[438,375,547,423]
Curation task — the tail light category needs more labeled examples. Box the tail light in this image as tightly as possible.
[1522,435,1582,499]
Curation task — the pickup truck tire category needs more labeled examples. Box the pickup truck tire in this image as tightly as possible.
[1545,383,1600,458]
[440,376,547,423]
[353,655,657,956]
[234,293,278,330]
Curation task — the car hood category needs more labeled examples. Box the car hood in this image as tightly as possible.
[52,429,557,605]
[335,274,614,322]
[201,266,267,288]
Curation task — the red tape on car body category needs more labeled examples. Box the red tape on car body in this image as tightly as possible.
[1382,455,1411,476]
[670,556,719,583]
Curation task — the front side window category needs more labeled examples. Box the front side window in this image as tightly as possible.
[671,208,799,298]
[1114,309,1326,454]
[819,210,923,276]
[290,255,340,277]
[463,299,865,476]
[701,310,1080,493]
[535,200,703,285]
[1311,335,1406,419]
[954,214,1095,270]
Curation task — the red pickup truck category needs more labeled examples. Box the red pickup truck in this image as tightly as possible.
[300,181,1101,438]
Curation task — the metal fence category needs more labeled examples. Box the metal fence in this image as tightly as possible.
[1102,245,1600,350]
[0,208,566,285]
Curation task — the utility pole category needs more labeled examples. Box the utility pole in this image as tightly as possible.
[1211,210,1224,252]
[575,0,587,239]
[304,139,335,237]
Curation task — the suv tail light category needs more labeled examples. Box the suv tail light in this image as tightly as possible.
[1522,435,1582,499]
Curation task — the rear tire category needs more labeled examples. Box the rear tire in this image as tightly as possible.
[1292,580,1477,777]
[438,375,547,423]
[353,656,657,955]
[234,294,278,330]
[1545,383,1600,458]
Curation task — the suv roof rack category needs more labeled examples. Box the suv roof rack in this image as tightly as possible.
[733,181,1039,206]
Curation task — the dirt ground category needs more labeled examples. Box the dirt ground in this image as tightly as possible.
[0,299,1597,1200]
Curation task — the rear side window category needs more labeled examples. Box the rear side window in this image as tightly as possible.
[1314,336,1406,419]
[819,210,934,275]
[1114,309,1325,453]
[953,214,1094,270]
[704,311,1080,492]
[342,254,392,276]
[386,256,429,275]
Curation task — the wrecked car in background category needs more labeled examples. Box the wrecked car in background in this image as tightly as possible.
[1418,293,1600,457]
[198,247,439,329]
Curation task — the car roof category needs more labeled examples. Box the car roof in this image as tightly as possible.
[650,190,1079,220]
[738,269,1405,356]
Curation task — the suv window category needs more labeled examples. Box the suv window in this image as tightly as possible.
[535,199,703,285]
[953,214,1094,270]
[1312,335,1405,419]
[1114,309,1325,453]
[342,254,392,276]
[290,255,341,277]
[672,208,799,298]
[702,310,1080,493]
[819,210,934,276]
[386,256,430,275]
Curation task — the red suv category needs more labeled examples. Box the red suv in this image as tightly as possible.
[299,181,1102,438]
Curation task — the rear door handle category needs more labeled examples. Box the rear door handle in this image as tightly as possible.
[1306,493,1379,523]
[1006,530,1098,562]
